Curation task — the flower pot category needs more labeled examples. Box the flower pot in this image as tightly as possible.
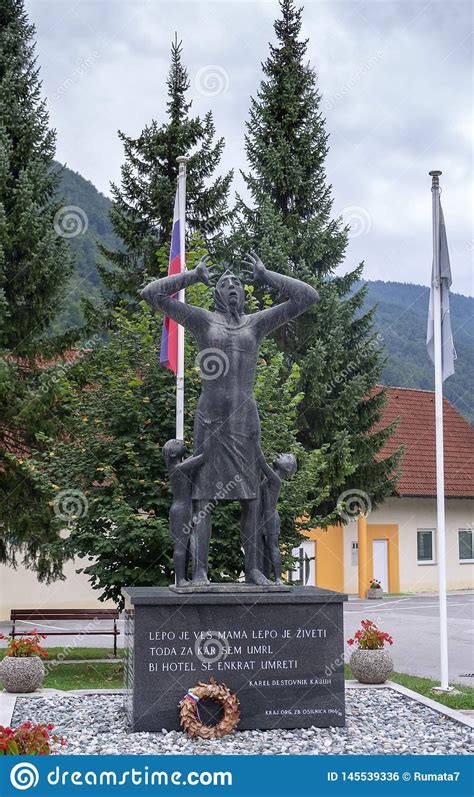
[349,648,393,684]
[366,587,383,599]
[0,656,45,693]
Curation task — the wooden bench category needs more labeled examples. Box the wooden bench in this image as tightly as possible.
[10,609,120,657]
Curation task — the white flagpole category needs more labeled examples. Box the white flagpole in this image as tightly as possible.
[429,169,451,692]
[176,156,188,441]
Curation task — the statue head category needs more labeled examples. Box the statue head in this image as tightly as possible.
[162,438,186,468]
[273,453,297,479]
[214,269,245,318]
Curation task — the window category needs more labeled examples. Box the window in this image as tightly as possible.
[351,542,358,567]
[417,529,436,564]
[458,529,474,563]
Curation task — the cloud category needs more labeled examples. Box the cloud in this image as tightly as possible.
[26,0,472,295]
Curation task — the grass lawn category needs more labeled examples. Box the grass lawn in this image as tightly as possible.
[344,665,474,711]
[388,671,474,711]
[43,661,124,690]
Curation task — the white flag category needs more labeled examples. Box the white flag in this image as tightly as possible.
[426,199,456,381]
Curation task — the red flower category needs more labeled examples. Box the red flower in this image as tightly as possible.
[0,721,64,755]
[347,620,394,650]
[3,631,48,659]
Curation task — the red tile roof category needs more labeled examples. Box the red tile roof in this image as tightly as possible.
[375,386,474,498]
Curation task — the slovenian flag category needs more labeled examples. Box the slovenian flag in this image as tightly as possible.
[160,189,183,374]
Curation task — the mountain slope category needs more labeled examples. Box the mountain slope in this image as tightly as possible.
[362,280,473,422]
[53,165,474,422]
[52,164,121,331]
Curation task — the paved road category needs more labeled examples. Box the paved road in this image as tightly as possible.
[344,592,474,687]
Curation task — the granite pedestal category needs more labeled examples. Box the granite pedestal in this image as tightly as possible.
[122,586,347,732]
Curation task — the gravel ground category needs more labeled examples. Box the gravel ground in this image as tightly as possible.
[11,690,473,755]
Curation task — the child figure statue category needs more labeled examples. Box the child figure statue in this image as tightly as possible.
[259,454,298,584]
[162,437,208,587]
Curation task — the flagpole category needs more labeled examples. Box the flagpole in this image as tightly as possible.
[429,169,451,692]
[176,156,188,441]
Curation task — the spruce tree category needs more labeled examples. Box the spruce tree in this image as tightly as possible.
[92,36,233,324]
[235,0,400,523]
[0,0,72,575]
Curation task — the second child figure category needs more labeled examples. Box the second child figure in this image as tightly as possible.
[259,453,297,584]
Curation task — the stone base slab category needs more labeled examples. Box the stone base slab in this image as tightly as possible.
[122,585,347,732]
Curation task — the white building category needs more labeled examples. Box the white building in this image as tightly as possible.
[298,387,474,596]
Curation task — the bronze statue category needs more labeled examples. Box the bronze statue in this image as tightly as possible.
[141,251,318,586]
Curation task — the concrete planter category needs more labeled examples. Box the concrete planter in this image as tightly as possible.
[0,655,45,693]
[366,587,383,599]
[350,648,393,684]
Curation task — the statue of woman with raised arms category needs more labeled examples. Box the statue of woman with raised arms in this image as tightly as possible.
[140,251,319,586]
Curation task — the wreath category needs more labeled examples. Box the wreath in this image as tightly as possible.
[178,677,240,739]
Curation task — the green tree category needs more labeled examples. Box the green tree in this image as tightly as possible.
[232,0,400,520]
[90,35,233,326]
[32,247,330,606]
[0,0,73,575]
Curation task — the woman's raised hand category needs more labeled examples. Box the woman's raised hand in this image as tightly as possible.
[194,255,217,286]
[242,251,267,286]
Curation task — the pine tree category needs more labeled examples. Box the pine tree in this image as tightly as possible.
[234,0,400,523]
[0,0,72,575]
[92,35,233,324]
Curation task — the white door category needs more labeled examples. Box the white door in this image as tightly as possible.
[289,541,315,585]
[372,539,389,592]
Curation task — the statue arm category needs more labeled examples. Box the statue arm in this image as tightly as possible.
[244,252,319,337]
[178,451,206,475]
[257,269,319,336]
[256,446,281,489]
[140,257,213,332]
[178,428,211,475]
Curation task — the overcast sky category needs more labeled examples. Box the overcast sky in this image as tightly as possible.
[26,0,473,295]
